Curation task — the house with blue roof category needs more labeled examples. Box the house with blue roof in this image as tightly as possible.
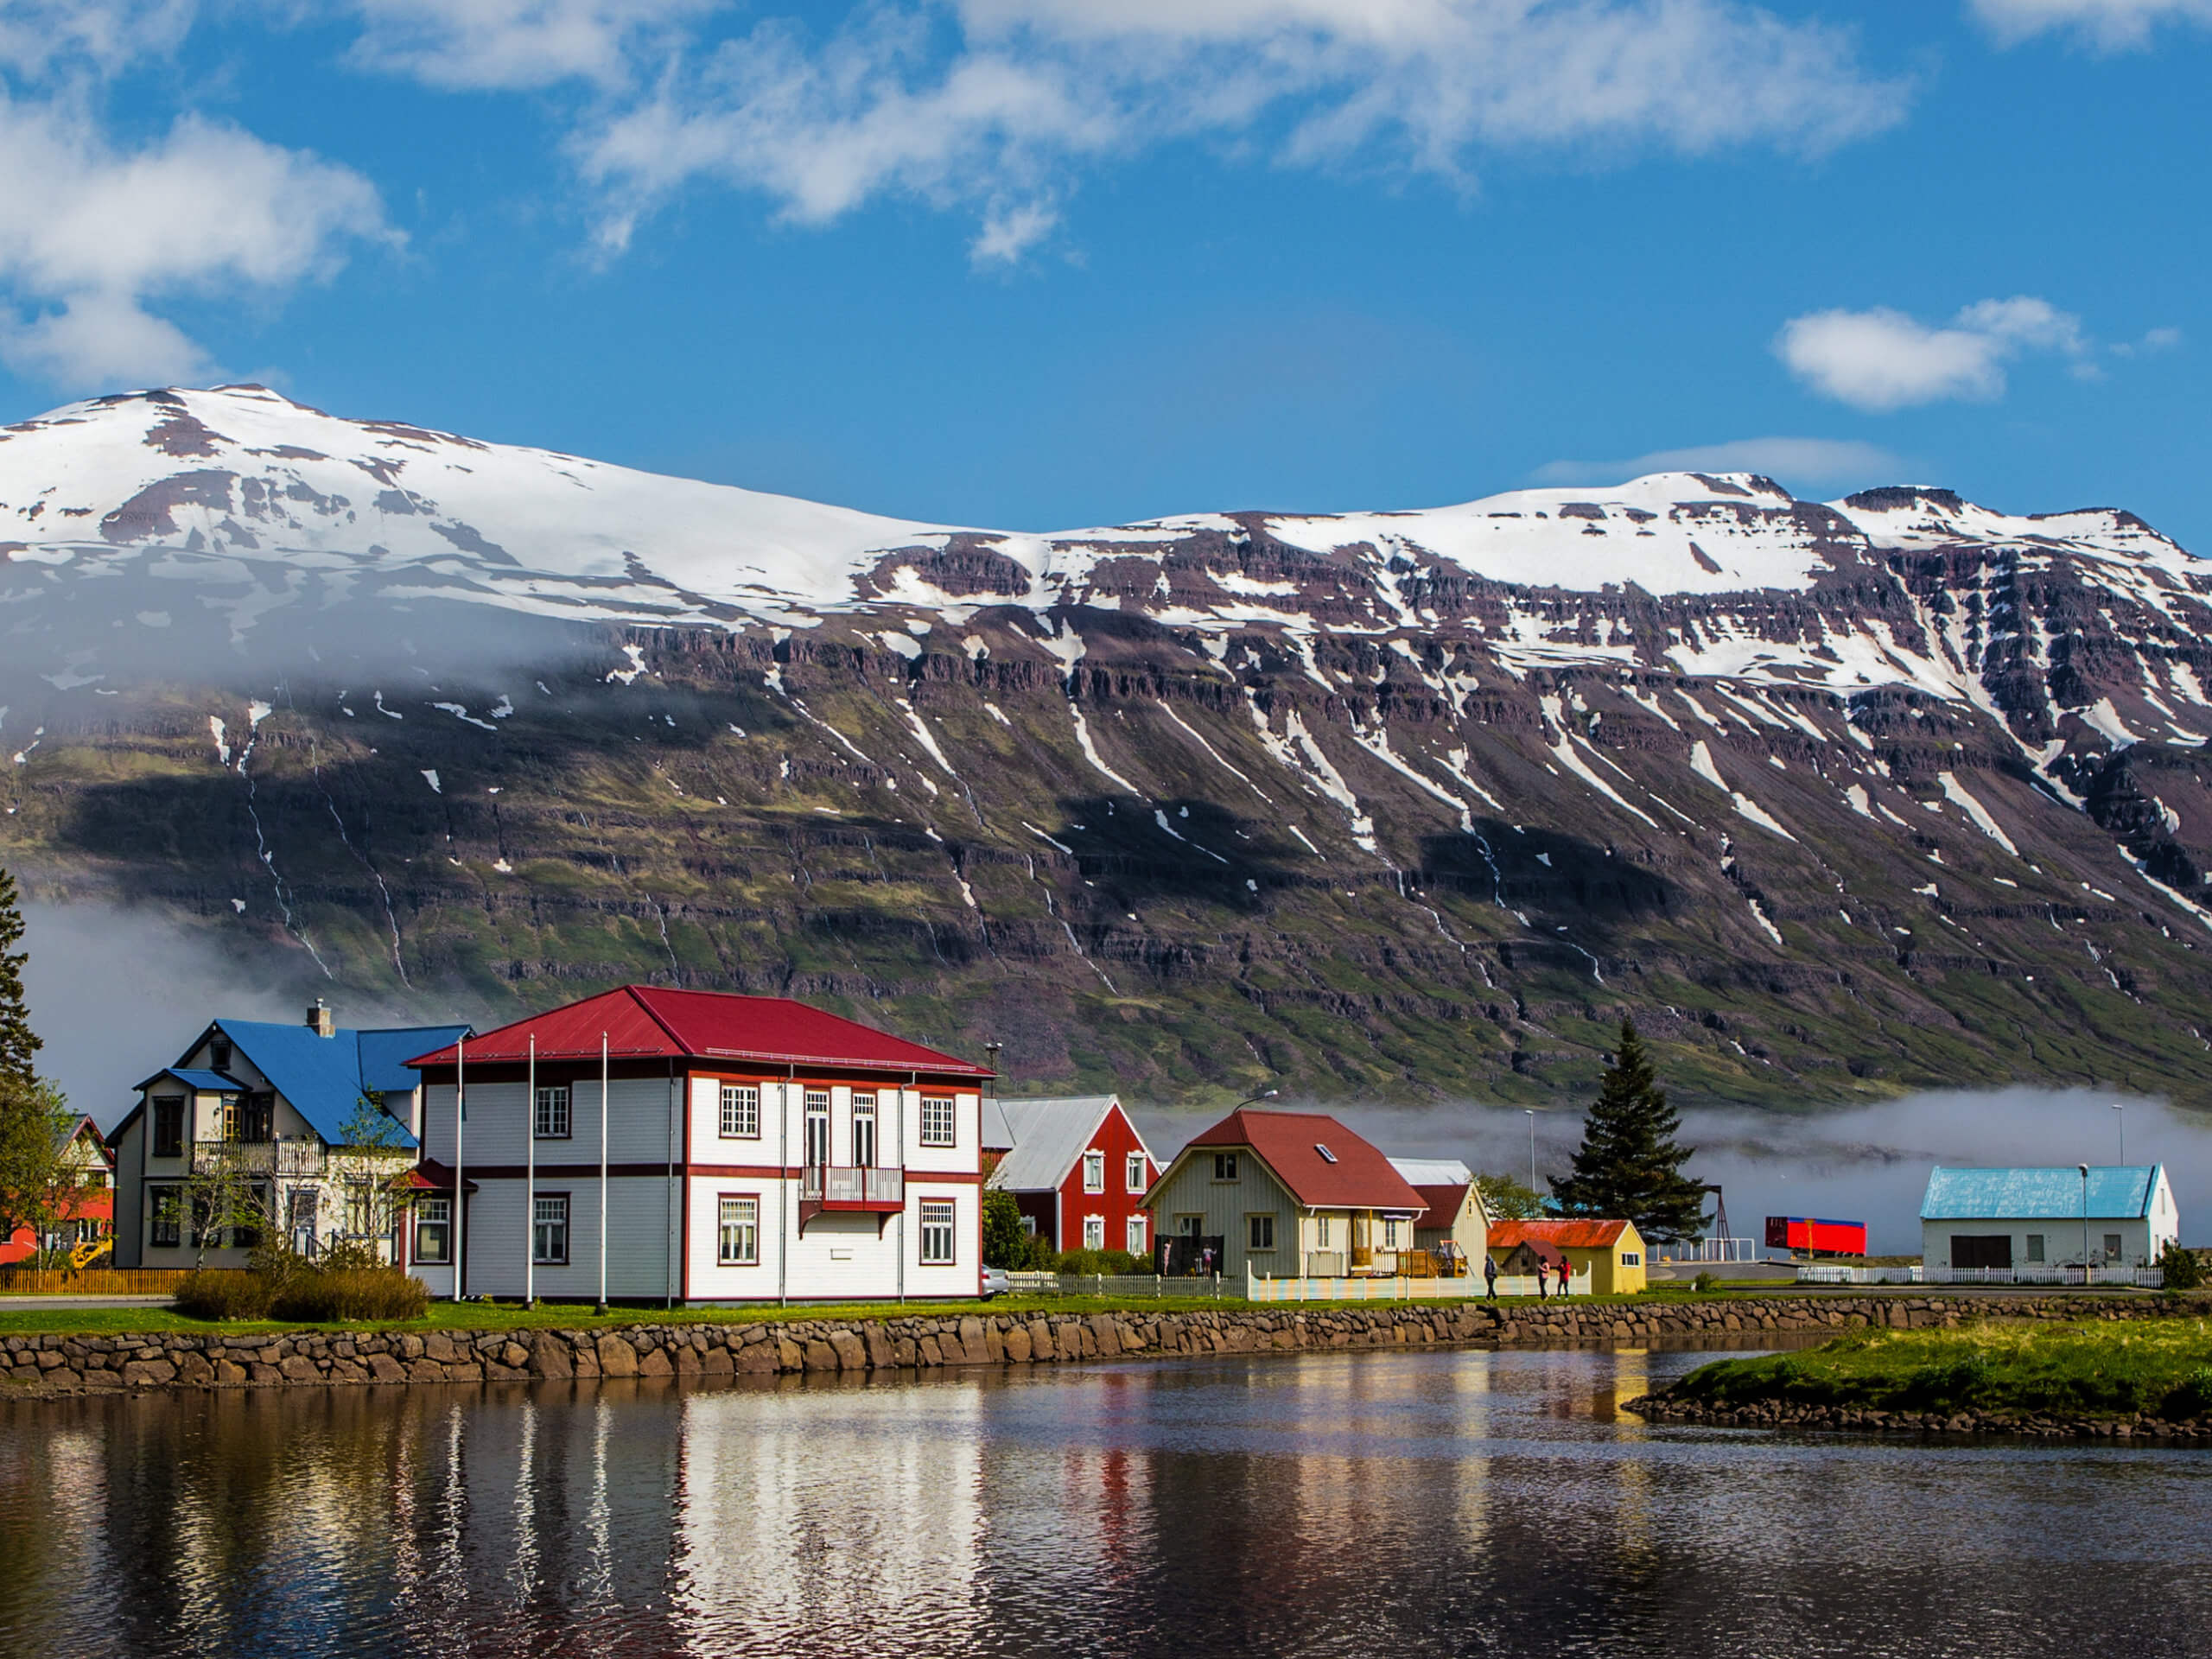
[1920,1164,2179,1281]
[108,1001,470,1269]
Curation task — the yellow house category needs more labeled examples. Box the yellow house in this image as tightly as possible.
[1485,1219,1647,1294]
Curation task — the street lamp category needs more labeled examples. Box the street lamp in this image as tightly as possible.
[1235,1089,1280,1110]
[2113,1102,2125,1165]
[1525,1109,1538,1192]
[2080,1162,2092,1286]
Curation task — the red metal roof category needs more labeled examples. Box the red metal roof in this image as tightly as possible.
[1487,1219,1632,1249]
[405,986,991,1077]
[1177,1109,1427,1212]
[1411,1183,1471,1223]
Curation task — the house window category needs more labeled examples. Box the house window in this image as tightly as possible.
[853,1093,877,1168]
[919,1095,956,1147]
[345,1178,376,1236]
[1084,1215,1105,1250]
[1317,1215,1331,1248]
[415,1198,451,1264]
[1083,1151,1105,1193]
[718,1197,759,1265]
[534,1085,571,1140]
[240,1091,274,1142]
[153,1098,184,1158]
[1126,1153,1147,1193]
[1127,1216,1147,1255]
[1621,1252,1641,1268]
[219,1094,241,1142]
[1248,1214,1275,1251]
[2105,1233,2123,1262]
[1212,1154,1238,1181]
[804,1090,830,1166]
[289,1188,320,1255]
[2025,1234,2045,1263]
[919,1199,956,1264]
[209,1037,232,1074]
[149,1187,182,1248]
[1382,1218,1401,1249]
[83,1171,106,1190]
[1020,1216,1037,1236]
[533,1196,569,1264]
[719,1084,760,1139]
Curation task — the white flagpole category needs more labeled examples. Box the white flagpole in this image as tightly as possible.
[598,1032,609,1313]
[454,1033,467,1301]
[525,1033,537,1307]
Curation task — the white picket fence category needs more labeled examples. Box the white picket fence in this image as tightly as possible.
[1797,1263,1922,1286]
[1246,1268,1586,1304]
[1922,1265,2164,1288]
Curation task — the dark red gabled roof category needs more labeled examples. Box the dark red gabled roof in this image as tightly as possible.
[1173,1109,1426,1213]
[1411,1183,1472,1224]
[406,986,990,1077]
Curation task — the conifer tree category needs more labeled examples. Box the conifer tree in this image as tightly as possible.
[1549,1019,1707,1243]
[0,865,38,1090]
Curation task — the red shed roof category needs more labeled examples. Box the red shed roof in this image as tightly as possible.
[1173,1109,1426,1213]
[406,986,990,1077]
[1411,1183,1472,1223]
[1487,1219,1633,1250]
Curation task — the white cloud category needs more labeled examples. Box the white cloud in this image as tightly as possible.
[1970,0,2212,49]
[343,0,717,92]
[2112,325,2183,358]
[0,10,392,391]
[1775,296,2090,412]
[540,0,1914,263]
[1532,437,1909,491]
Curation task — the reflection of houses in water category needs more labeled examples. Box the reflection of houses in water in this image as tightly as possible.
[671,1381,985,1647]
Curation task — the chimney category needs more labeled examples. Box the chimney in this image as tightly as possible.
[308,999,335,1039]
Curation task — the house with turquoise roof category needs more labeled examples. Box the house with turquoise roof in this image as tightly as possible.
[1920,1164,2179,1281]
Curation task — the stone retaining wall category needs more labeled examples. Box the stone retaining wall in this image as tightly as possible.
[0,1292,2183,1398]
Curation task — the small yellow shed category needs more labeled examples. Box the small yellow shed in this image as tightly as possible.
[1485,1219,1647,1294]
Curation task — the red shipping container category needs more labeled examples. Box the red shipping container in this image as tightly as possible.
[1764,1216,1866,1255]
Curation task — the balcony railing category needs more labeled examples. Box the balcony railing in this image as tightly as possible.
[190,1140,327,1178]
[801,1165,904,1208]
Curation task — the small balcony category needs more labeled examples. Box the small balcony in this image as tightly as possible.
[799,1165,904,1234]
[191,1140,327,1178]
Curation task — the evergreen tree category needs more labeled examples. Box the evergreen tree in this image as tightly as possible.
[0,866,38,1090]
[1549,1019,1707,1243]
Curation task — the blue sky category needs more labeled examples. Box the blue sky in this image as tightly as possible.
[0,1,2206,543]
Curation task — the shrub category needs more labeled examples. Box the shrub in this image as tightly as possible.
[1692,1271,1717,1293]
[174,1269,273,1321]
[270,1267,428,1323]
[2158,1243,2206,1291]
[1052,1248,1148,1277]
[2160,1366,2212,1421]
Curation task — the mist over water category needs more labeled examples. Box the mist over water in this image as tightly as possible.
[1137,1090,2212,1255]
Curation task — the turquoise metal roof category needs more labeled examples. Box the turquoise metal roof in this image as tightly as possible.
[211,1020,467,1150]
[1921,1165,2160,1221]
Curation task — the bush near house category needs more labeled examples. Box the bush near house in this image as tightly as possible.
[1052,1248,1148,1276]
[174,1242,427,1324]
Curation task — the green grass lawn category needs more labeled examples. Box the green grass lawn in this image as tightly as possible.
[1669,1317,2212,1420]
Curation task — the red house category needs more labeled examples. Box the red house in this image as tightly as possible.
[985,1095,1160,1257]
[0,1116,115,1265]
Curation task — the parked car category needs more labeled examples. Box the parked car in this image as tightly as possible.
[982,1266,1010,1300]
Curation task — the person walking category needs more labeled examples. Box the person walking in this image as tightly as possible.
[1555,1257,1572,1298]
[1483,1249,1498,1302]
[1534,1253,1548,1299]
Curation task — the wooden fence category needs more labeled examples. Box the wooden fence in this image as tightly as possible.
[0,1268,194,1296]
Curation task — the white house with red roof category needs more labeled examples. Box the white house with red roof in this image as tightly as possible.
[404,986,993,1304]
[985,1096,1160,1257]
[1142,1108,1428,1280]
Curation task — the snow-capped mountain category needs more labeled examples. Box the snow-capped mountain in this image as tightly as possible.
[6,385,2212,1105]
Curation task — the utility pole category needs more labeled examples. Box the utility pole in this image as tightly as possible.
[1524,1109,1537,1193]
[2113,1102,2125,1166]
[2080,1162,2092,1286]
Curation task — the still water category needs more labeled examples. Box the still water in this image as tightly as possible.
[3,1344,2209,1657]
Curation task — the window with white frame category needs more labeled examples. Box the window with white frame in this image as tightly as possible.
[852,1092,877,1167]
[1084,1215,1104,1250]
[2026,1234,2046,1263]
[149,1186,182,1248]
[1126,1215,1147,1255]
[804,1090,830,1166]
[919,1094,956,1147]
[415,1198,451,1263]
[718,1197,759,1265]
[1316,1215,1332,1248]
[533,1195,569,1264]
[1248,1214,1275,1251]
[1083,1151,1104,1193]
[919,1199,956,1264]
[1620,1252,1641,1268]
[719,1084,760,1139]
[534,1084,571,1139]
[1126,1152,1147,1192]
[1382,1217,1401,1249]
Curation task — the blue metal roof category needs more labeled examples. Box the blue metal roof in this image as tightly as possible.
[209,1020,467,1150]
[133,1067,245,1093]
[1921,1165,2161,1221]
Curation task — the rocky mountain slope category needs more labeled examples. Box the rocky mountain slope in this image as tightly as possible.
[7,385,2212,1108]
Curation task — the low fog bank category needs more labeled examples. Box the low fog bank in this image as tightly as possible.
[1136,1090,2212,1254]
[18,901,434,1131]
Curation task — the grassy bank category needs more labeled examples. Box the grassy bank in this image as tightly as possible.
[1665,1319,2212,1421]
